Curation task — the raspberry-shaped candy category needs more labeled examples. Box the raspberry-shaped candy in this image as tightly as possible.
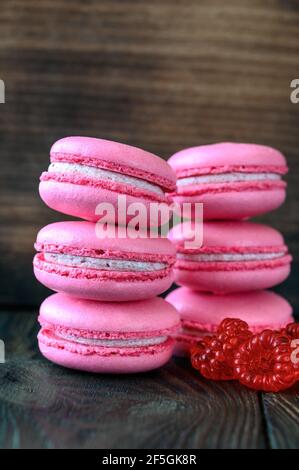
[234,330,297,392]
[283,323,299,380]
[217,318,251,338]
[191,336,236,381]
[217,318,253,360]
[192,318,253,381]
[284,322,299,339]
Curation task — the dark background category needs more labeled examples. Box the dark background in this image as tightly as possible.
[0,1,298,450]
[0,0,298,310]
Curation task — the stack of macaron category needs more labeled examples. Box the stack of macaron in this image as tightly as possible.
[165,142,293,356]
[34,136,180,373]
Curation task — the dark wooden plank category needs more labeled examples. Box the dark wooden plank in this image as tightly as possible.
[0,311,266,449]
[261,385,299,449]
[0,309,39,359]
[0,0,299,305]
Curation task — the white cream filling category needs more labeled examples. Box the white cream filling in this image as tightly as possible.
[177,172,281,187]
[48,162,164,195]
[177,252,285,262]
[56,331,168,347]
[44,252,167,272]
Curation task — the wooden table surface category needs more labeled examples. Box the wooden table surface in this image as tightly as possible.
[1,289,298,449]
[0,0,299,449]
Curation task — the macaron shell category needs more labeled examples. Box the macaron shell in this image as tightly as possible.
[42,137,176,224]
[34,221,175,301]
[37,293,179,373]
[39,293,180,333]
[168,142,287,171]
[171,187,286,220]
[166,288,293,356]
[168,143,287,220]
[38,340,174,374]
[34,261,174,301]
[51,136,176,188]
[166,288,293,328]
[173,263,291,294]
[36,221,176,257]
[169,221,291,293]
[169,220,285,248]
[39,180,172,226]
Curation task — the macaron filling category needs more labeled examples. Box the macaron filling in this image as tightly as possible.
[177,251,286,262]
[176,172,282,187]
[47,162,164,196]
[43,252,167,272]
[55,331,168,347]
[34,242,175,281]
[174,244,291,272]
[38,320,178,356]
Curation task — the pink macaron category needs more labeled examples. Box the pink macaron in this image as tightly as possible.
[168,142,288,220]
[34,221,176,301]
[39,136,176,225]
[168,221,291,294]
[166,288,293,356]
[38,293,180,373]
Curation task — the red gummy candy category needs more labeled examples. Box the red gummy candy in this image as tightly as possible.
[284,323,299,379]
[284,322,299,339]
[217,318,251,338]
[192,318,253,381]
[234,330,297,392]
[191,336,236,381]
[217,318,253,364]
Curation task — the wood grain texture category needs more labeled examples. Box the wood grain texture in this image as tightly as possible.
[1,311,299,449]
[0,2,298,450]
[0,311,266,449]
[0,0,299,305]
[262,384,299,449]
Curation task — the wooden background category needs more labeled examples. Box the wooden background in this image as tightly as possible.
[0,0,298,307]
[0,0,299,450]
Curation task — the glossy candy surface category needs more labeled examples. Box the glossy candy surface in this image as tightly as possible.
[191,318,298,391]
